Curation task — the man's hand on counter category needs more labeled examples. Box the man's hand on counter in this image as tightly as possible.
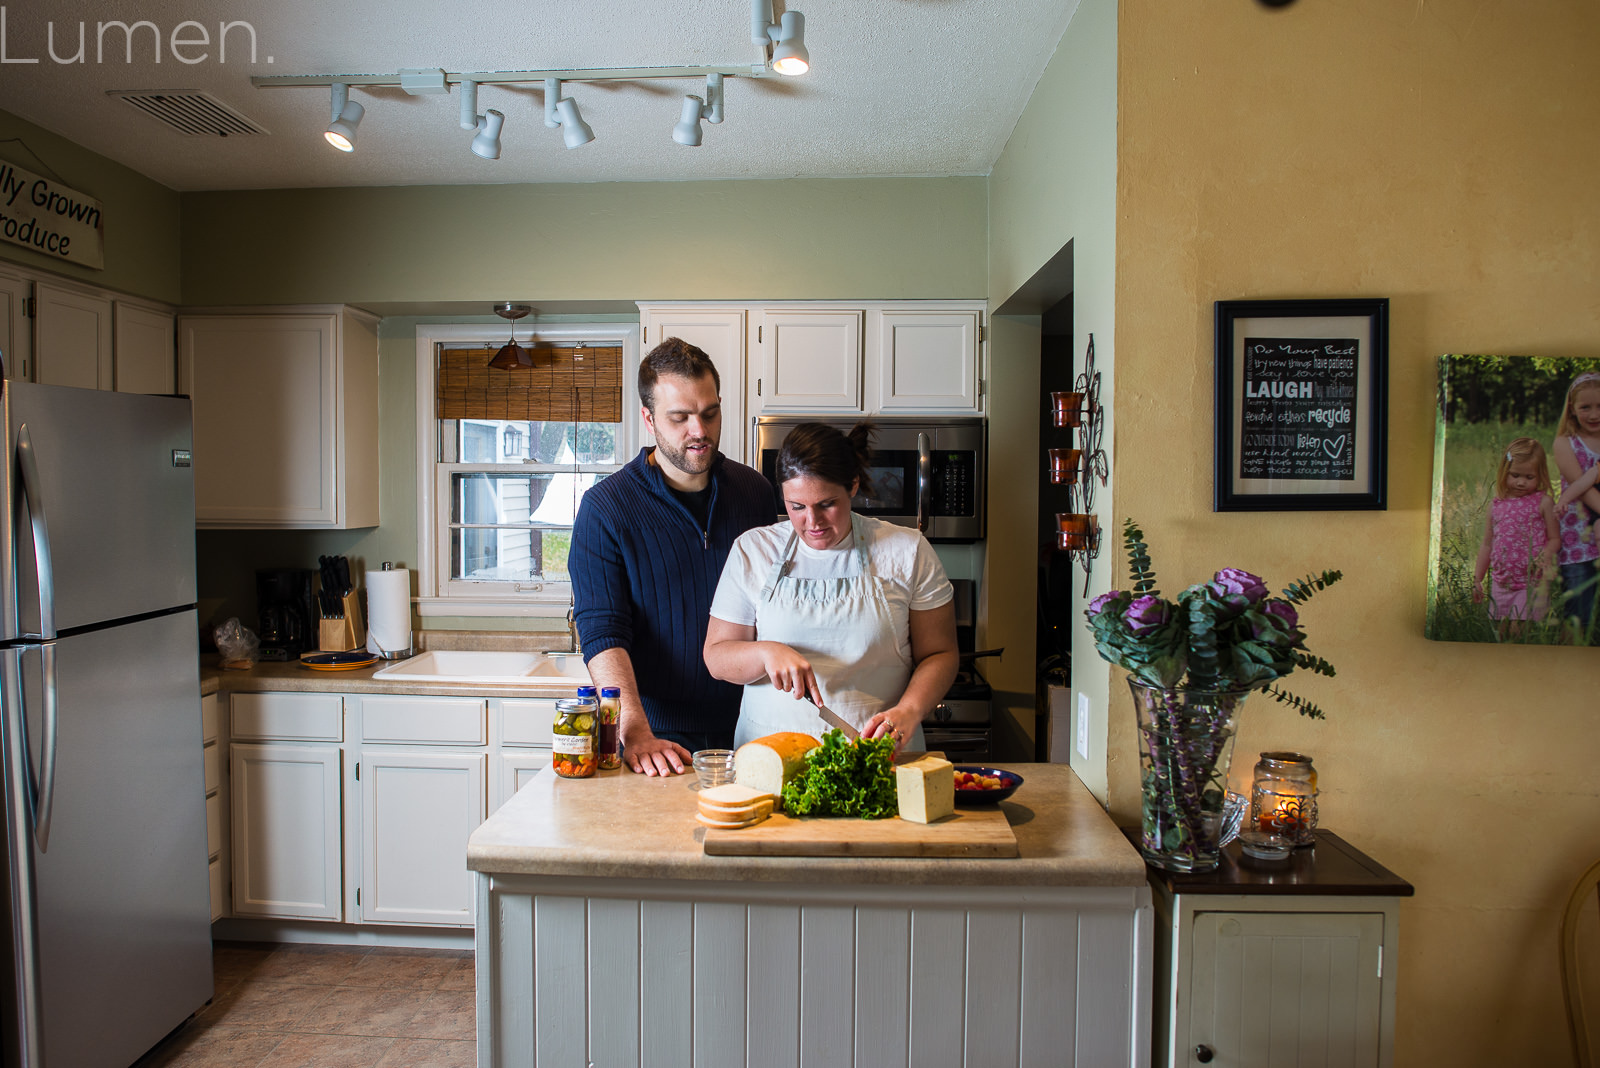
[623,726,690,777]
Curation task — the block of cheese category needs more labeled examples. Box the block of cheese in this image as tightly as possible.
[734,732,821,803]
[894,754,955,824]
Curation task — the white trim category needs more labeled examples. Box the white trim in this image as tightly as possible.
[414,323,642,615]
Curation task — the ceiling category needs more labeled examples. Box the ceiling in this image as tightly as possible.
[0,0,1079,193]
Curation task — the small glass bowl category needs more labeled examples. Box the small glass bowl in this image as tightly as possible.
[692,749,736,789]
[1238,830,1293,861]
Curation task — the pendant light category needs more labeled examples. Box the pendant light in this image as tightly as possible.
[489,303,536,370]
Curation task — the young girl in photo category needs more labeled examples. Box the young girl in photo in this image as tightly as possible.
[1552,371,1600,631]
[1473,437,1560,636]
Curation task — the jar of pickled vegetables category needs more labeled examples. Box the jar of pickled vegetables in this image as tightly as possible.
[552,697,598,778]
[598,686,622,770]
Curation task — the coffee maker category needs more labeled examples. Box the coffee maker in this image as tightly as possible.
[256,568,315,661]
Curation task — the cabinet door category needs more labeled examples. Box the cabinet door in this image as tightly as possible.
[640,308,748,463]
[756,310,863,412]
[494,748,551,812]
[0,268,32,380]
[1187,910,1384,1068]
[876,310,980,411]
[34,282,112,389]
[359,748,486,926]
[113,302,175,394]
[230,742,342,920]
[179,314,342,527]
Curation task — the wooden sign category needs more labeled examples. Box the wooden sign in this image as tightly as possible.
[0,160,105,269]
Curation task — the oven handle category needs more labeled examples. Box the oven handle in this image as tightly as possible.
[916,432,932,534]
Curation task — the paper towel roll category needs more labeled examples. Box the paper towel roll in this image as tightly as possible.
[366,566,413,658]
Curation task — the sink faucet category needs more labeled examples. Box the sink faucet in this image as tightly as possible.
[566,600,581,655]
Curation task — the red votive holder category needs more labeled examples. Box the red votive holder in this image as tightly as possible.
[1048,448,1082,484]
[1051,391,1085,428]
[1055,513,1095,550]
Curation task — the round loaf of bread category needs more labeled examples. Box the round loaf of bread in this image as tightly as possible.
[734,732,821,803]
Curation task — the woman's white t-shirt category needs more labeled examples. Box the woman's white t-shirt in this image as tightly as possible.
[710,515,954,628]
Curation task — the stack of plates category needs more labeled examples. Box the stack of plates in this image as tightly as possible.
[696,783,776,829]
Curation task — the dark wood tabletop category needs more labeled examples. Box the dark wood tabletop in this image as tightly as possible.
[1132,830,1414,897]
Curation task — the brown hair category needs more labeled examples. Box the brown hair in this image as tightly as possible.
[1557,372,1600,438]
[639,337,720,412]
[1496,437,1551,498]
[777,421,874,492]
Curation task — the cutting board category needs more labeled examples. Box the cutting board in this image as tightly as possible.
[701,806,1018,858]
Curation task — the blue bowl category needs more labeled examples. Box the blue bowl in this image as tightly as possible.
[952,766,1023,806]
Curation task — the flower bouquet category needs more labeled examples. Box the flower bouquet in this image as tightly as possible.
[1086,520,1341,871]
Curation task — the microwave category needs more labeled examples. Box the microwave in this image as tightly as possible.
[753,415,986,542]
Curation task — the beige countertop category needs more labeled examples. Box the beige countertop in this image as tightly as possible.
[468,762,1148,888]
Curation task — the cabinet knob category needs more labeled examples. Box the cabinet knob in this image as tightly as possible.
[1195,1045,1214,1064]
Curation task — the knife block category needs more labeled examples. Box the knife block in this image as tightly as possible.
[318,590,365,652]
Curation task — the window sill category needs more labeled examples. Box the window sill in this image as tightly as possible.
[416,597,573,618]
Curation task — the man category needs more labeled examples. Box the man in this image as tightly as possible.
[570,337,774,775]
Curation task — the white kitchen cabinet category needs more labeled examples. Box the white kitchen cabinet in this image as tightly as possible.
[637,306,748,463]
[113,301,175,394]
[201,691,228,922]
[33,281,112,389]
[359,749,486,926]
[229,741,343,921]
[755,308,864,412]
[1149,831,1412,1068]
[875,308,982,411]
[0,266,32,380]
[178,307,380,529]
[495,697,558,811]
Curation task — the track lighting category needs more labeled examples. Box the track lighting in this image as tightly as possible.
[324,83,364,152]
[673,75,724,147]
[544,80,595,149]
[458,81,504,160]
[752,0,809,76]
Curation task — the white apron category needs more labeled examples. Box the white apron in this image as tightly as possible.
[732,515,927,750]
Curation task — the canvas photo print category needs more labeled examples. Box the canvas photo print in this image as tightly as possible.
[1427,354,1600,645]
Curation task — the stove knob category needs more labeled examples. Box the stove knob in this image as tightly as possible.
[933,703,952,723]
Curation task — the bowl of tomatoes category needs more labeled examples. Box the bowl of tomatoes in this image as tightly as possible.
[952,766,1023,806]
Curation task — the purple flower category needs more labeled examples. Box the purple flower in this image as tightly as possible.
[1086,590,1124,617]
[1212,567,1269,603]
[1263,600,1300,629]
[1124,595,1171,635]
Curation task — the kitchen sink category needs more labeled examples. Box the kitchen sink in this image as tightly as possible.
[372,649,590,684]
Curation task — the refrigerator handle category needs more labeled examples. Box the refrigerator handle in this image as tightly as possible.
[14,426,57,851]
[1,647,45,1068]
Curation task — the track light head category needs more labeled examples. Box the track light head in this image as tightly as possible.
[752,1,809,76]
[556,99,595,149]
[471,110,505,159]
[673,95,705,147]
[704,73,725,125]
[324,83,364,151]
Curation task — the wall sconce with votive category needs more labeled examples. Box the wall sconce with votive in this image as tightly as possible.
[1249,751,1318,848]
[1055,512,1098,552]
[1048,447,1083,484]
[1050,391,1086,428]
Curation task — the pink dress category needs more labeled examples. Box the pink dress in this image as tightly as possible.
[1557,435,1600,566]
[1490,493,1549,591]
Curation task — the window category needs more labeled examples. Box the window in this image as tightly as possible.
[416,324,640,616]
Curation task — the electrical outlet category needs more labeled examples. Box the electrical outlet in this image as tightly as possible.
[1076,693,1091,759]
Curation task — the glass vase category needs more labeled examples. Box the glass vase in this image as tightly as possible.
[1128,680,1250,873]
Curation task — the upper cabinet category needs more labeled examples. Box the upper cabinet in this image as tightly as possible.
[179,307,380,530]
[34,282,113,390]
[0,267,33,380]
[639,300,985,462]
[113,302,176,394]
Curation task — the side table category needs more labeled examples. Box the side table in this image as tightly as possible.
[1141,831,1414,1068]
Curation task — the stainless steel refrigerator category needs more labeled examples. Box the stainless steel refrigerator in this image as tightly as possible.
[0,381,212,1068]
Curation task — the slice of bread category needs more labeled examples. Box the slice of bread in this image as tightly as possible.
[698,797,774,822]
[698,783,774,806]
[696,810,771,830]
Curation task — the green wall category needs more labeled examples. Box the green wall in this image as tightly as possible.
[984,0,1118,788]
[0,109,181,303]
[181,178,988,306]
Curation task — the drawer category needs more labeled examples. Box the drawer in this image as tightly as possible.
[502,699,558,747]
[204,740,221,795]
[209,856,224,922]
[201,692,221,744]
[231,693,343,742]
[206,792,221,857]
[360,695,486,745]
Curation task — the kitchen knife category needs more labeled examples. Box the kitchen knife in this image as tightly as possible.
[812,701,859,740]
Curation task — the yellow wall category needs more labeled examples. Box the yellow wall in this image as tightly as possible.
[0,110,181,303]
[1109,1,1600,1063]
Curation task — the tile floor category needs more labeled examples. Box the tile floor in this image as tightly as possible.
[132,942,476,1068]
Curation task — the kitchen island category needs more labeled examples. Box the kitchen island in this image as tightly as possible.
[468,763,1152,1068]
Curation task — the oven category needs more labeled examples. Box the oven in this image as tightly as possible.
[920,579,994,761]
[754,415,986,542]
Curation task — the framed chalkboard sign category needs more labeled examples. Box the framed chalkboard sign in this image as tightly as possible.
[1214,298,1389,511]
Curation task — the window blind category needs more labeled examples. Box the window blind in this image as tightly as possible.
[436,344,623,422]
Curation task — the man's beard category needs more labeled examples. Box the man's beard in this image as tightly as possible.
[655,436,715,475]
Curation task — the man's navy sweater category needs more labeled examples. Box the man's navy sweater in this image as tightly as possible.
[570,447,774,736]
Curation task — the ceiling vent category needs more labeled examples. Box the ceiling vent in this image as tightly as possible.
[106,90,269,137]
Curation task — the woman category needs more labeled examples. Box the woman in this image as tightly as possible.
[703,422,959,750]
